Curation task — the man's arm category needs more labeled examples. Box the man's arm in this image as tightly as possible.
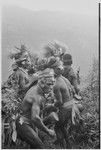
[53,85,63,107]
[31,103,55,136]
[72,78,80,94]
[69,69,80,94]
[19,72,37,92]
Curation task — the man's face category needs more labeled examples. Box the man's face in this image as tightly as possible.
[42,77,55,93]
[54,65,63,75]
[22,58,31,69]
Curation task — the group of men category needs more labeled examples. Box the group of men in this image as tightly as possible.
[3,44,82,149]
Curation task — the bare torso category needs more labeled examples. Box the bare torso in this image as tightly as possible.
[54,75,71,104]
[21,85,43,120]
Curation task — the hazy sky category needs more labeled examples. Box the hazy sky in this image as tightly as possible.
[2,0,99,16]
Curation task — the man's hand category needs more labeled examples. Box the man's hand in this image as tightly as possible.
[31,75,38,83]
[47,129,56,138]
[43,104,57,114]
[72,103,81,125]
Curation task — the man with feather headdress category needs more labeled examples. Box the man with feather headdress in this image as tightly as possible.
[5,45,38,99]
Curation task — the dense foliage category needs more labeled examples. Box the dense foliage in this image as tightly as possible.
[1,45,100,149]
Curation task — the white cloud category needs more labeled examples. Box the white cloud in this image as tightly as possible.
[2,0,98,16]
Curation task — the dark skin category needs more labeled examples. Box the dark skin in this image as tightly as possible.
[15,59,38,94]
[63,65,80,94]
[2,59,37,101]
[53,68,73,148]
[15,75,55,148]
[16,68,37,92]
[21,83,55,137]
[53,68,72,107]
[42,70,73,126]
[53,68,82,148]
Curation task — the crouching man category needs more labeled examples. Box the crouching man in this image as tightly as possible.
[16,69,55,149]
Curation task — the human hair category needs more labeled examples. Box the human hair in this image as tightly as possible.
[63,60,72,66]
[54,67,63,76]
[16,61,23,67]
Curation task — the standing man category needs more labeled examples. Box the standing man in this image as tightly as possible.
[53,64,73,148]
[48,57,81,148]
[62,53,80,94]
[13,56,38,99]
[3,48,38,100]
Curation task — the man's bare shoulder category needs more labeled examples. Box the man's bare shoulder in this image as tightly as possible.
[24,85,38,101]
[15,68,24,77]
[69,67,77,78]
[55,76,66,88]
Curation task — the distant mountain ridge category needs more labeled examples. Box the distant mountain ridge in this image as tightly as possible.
[2,5,98,81]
